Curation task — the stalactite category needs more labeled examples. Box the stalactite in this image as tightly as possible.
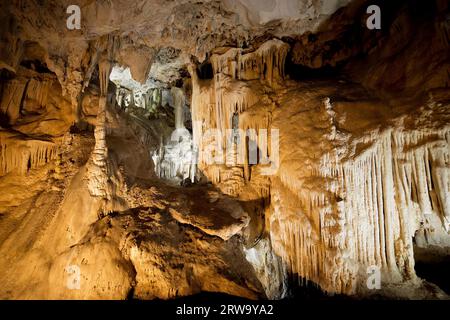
[191,37,446,295]
[151,88,197,183]
[23,78,52,112]
[0,133,57,176]
[268,126,450,295]
[189,39,289,185]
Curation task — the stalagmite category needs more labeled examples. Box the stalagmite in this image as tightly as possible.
[0,132,57,176]
[0,0,449,301]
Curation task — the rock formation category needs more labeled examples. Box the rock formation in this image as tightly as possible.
[0,0,449,300]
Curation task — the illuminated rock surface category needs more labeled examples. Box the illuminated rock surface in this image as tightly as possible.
[0,0,449,300]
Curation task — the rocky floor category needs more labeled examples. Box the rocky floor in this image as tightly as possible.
[0,113,266,299]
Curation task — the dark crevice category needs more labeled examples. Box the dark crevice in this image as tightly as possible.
[285,274,350,300]
[414,246,450,295]
[0,113,11,128]
[197,62,213,80]
[284,50,345,81]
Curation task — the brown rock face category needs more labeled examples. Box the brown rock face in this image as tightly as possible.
[0,0,449,300]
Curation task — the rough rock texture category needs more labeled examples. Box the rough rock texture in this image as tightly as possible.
[185,1,450,298]
[0,0,449,300]
[0,103,264,299]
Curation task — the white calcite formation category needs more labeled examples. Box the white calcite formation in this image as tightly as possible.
[84,35,122,200]
[269,126,450,294]
[0,0,449,301]
[152,128,197,184]
[0,79,27,124]
[152,87,197,183]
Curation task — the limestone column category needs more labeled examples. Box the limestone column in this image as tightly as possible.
[171,87,185,130]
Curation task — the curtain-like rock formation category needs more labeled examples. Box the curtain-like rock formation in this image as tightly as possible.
[0,0,449,301]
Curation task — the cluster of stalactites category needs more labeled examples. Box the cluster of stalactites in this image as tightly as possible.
[212,75,261,135]
[0,134,57,176]
[151,88,197,184]
[320,128,450,241]
[190,79,276,187]
[151,128,197,184]
[211,39,289,86]
[116,87,165,115]
[85,35,118,198]
[199,39,288,152]
[268,178,358,295]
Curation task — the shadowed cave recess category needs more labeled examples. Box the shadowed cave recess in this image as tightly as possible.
[0,0,449,300]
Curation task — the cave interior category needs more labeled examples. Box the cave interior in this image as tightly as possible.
[0,0,449,300]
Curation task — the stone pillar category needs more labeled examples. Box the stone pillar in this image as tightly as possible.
[171,87,185,130]
[0,79,26,125]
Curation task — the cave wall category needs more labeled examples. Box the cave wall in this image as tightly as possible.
[0,0,449,300]
[187,12,450,294]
